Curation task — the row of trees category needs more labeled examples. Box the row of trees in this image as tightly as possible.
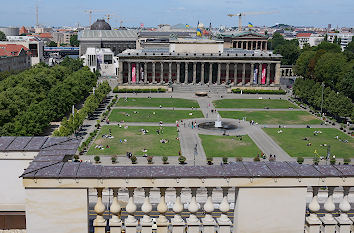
[0,58,98,135]
[53,81,111,136]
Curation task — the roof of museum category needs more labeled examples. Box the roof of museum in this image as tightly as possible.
[78,29,138,41]
[219,31,268,38]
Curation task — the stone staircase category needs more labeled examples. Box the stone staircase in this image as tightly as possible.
[172,84,227,94]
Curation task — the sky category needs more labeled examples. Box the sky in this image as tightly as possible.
[0,0,353,28]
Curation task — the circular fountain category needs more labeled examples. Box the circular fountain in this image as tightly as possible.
[198,114,237,131]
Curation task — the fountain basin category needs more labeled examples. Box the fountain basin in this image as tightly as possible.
[198,121,237,131]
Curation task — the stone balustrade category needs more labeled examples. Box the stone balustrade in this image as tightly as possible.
[21,162,354,233]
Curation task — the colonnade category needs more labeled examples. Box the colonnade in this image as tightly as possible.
[120,61,281,85]
[232,40,268,50]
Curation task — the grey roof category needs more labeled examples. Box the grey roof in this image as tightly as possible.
[139,31,193,38]
[78,29,138,41]
[90,19,111,30]
[21,161,354,179]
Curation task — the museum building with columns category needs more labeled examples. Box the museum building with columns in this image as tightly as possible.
[117,38,282,86]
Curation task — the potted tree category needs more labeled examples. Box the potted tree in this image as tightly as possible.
[344,158,351,165]
[111,155,117,164]
[178,156,186,165]
[147,156,153,164]
[253,156,261,162]
[131,155,137,164]
[162,156,169,164]
[330,157,336,165]
[94,155,100,164]
[207,156,213,165]
[313,157,319,165]
[297,157,304,164]
[222,156,228,164]
[236,157,243,162]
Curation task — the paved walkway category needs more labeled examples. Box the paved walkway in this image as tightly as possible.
[216,108,302,111]
[112,106,199,111]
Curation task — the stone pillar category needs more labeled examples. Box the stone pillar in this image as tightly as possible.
[275,63,281,85]
[125,188,138,233]
[217,63,221,84]
[193,62,196,84]
[118,61,123,84]
[260,41,263,50]
[152,62,156,83]
[320,187,337,233]
[217,187,232,233]
[265,41,268,51]
[233,63,237,85]
[242,63,246,85]
[141,188,153,233]
[168,62,172,83]
[225,63,230,84]
[250,41,253,50]
[171,188,185,233]
[157,188,169,233]
[93,188,106,233]
[136,63,140,83]
[306,187,322,233]
[201,62,205,84]
[202,187,216,233]
[335,187,352,233]
[160,62,163,84]
[187,188,200,233]
[246,41,248,50]
[209,63,213,84]
[266,63,271,85]
[250,63,255,84]
[128,62,131,84]
[184,62,188,84]
[258,63,262,85]
[109,188,122,233]
[176,63,180,83]
[144,62,148,84]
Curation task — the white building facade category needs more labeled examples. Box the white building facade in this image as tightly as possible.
[81,47,119,77]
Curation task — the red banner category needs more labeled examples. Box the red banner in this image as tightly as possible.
[132,63,136,83]
[261,64,266,84]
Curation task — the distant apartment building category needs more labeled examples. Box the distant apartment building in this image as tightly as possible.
[0,27,19,36]
[327,33,354,51]
[0,44,31,72]
[296,33,324,49]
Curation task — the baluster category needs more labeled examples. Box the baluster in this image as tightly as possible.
[202,187,216,233]
[125,188,138,233]
[217,187,232,233]
[109,188,122,233]
[141,188,153,233]
[172,188,185,233]
[157,188,169,233]
[320,186,337,233]
[335,187,352,233]
[306,187,322,233]
[187,188,200,233]
[93,188,107,233]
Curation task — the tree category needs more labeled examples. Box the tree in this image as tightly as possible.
[274,42,300,65]
[333,36,338,44]
[0,31,6,41]
[294,51,315,78]
[315,41,341,53]
[344,40,354,60]
[269,32,285,50]
[70,35,79,47]
[48,41,57,47]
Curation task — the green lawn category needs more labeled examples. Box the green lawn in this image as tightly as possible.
[218,111,322,125]
[199,134,262,157]
[213,99,298,109]
[87,125,180,156]
[263,128,354,158]
[116,98,200,108]
[109,109,204,123]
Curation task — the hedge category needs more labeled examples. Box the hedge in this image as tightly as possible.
[113,87,167,93]
[232,89,286,95]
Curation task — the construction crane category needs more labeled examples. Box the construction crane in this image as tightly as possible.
[227,11,278,31]
[105,13,118,24]
[84,9,105,26]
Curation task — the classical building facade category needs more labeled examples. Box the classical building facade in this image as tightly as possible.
[221,31,269,51]
[117,38,281,86]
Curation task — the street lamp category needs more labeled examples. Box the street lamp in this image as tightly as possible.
[320,82,325,117]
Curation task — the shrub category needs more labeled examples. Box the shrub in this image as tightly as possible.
[222,156,228,164]
[73,154,80,162]
[131,155,137,164]
[162,156,169,164]
[96,120,101,128]
[94,155,100,163]
[207,156,213,165]
[253,156,261,162]
[232,88,286,95]
[236,157,243,162]
[330,157,336,165]
[297,157,304,164]
[147,156,153,164]
[344,158,351,165]
[111,155,117,163]
[178,156,186,164]
[113,87,167,93]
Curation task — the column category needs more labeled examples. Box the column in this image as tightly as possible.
[275,63,281,85]
[201,62,205,84]
[176,62,180,83]
[258,63,262,85]
[242,63,246,85]
[168,62,172,83]
[266,63,271,85]
[187,188,200,233]
[118,61,123,84]
[125,188,138,233]
[192,62,196,84]
[335,187,352,233]
[141,188,153,233]
[184,62,188,84]
[250,41,253,50]
[250,63,255,85]
[225,63,230,84]
[171,188,185,233]
[128,62,131,84]
[217,187,232,233]
[217,63,221,84]
[157,188,169,233]
[260,41,263,50]
[136,63,140,83]
[93,188,106,233]
[144,62,148,84]
[209,63,213,84]
[233,63,237,86]
[160,62,163,84]
[246,41,248,50]
[202,188,216,233]
[109,188,122,233]
[306,187,322,233]
[152,62,156,83]
[265,41,268,51]
[320,187,337,233]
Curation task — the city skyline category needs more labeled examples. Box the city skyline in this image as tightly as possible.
[0,0,353,28]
